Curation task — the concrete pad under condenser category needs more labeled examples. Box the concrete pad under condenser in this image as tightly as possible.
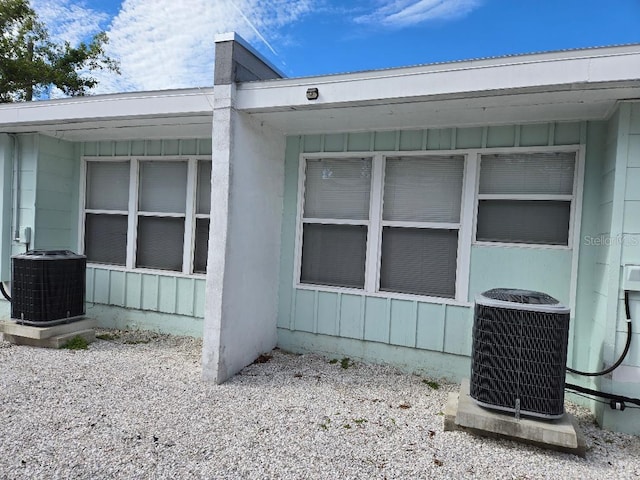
[444,378,586,457]
[0,319,96,348]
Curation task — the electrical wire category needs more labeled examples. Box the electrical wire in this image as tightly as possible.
[565,382,640,407]
[567,290,632,377]
[0,282,10,302]
[567,389,640,410]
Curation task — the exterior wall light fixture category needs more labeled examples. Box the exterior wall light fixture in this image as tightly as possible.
[306,88,319,100]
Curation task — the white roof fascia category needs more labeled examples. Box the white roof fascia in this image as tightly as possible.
[235,45,640,112]
[0,87,215,128]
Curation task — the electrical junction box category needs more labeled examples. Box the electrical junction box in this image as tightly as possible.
[623,265,640,292]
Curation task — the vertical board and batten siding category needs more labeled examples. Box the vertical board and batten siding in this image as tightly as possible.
[618,103,640,370]
[82,138,211,320]
[0,135,13,282]
[34,136,78,251]
[85,268,205,318]
[623,104,640,267]
[11,135,39,257]
[278,123,584,363]
[566,121,607,375]
[588,112,623,368]
[595,102,640,435]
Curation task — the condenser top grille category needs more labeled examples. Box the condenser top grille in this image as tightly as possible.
[478,288,569,314]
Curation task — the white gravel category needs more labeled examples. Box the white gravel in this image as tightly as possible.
[1,330,639,480]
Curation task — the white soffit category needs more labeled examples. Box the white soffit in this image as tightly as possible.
[0,88,215,141]
[236,45,640,134]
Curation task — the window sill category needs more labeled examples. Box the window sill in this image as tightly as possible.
[472,241,572,250]
[86,263,207,279]
[295,283,472,307]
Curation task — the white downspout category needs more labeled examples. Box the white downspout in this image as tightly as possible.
[11,134,20,242]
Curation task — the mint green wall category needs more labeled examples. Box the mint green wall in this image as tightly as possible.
[0,134,14,281]
[568,122,607,383]
[623,104,640,268]
[81,138,212,157]
[2,135,211,335]
[11,135,38,258]
[596,102,640,435]
[468,246,572,304]
[80,138,211,331]
[278,122,589,379]
[34,135,77,251]
[86,267,206,319]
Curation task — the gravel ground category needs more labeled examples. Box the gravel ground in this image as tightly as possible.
[0,330,639,480]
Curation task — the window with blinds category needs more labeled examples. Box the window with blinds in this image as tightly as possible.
[300,158,372,288]
[380,156,464,298]
[82,157,212,274]
[298,154,464,299]
[194,161,212,274]
[476,152,575,245]
[136,161,187,271]
[84,161,130,265]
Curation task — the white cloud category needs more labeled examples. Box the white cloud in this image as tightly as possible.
[91,0,315,93]
[355,0,482,28]
[33,0,315,94]
[30,0,480,95]
[31,0,109,45]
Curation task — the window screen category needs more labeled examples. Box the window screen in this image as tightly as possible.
[84,157,210,274]
[139,161,188,213]
[384,156,464,223]
[380,227,458,298]
[303,158,372,220]
[86,161,129,211]
[477,200,571,245]
[301,224,367,288]
[479,152,575,195]
[197,161,212,215]
[194,218,209,274]
[136,217,185,271]
[477,151,576,246]
[84,214,127,265]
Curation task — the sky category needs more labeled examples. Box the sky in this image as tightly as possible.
[29,0,640,95]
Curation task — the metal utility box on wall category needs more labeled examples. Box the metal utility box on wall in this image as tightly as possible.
[470,288,570,419]
[11,250,86,325]
[624,265,640,292]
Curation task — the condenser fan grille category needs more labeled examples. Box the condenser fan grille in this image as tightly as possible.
[11,250,86,325]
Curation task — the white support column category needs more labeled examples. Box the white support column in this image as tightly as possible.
[202,32,286,384]
[202,83,235,383]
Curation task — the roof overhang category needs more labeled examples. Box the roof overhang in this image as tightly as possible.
[0,88,215,141]
[236,44,640,134]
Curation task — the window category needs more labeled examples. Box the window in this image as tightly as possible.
[476,152,576,246]
[300,157,372,288]
[380,156,464,298]
[82,157,212,274]
[298,154,465,299]
[194,161,212,274]
[84,161,129,265]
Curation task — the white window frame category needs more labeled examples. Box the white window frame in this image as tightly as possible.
[472,145,584,250]
[299,156,373,290]
[79,155,212,277]
[294,151,474,304]
[294,145,584,305]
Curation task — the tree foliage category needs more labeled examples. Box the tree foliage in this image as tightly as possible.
[0,0,119,102]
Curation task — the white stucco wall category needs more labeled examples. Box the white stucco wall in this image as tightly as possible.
[202,84,285,383]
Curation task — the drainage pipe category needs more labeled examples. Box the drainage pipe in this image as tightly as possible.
[11,134,20,242]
